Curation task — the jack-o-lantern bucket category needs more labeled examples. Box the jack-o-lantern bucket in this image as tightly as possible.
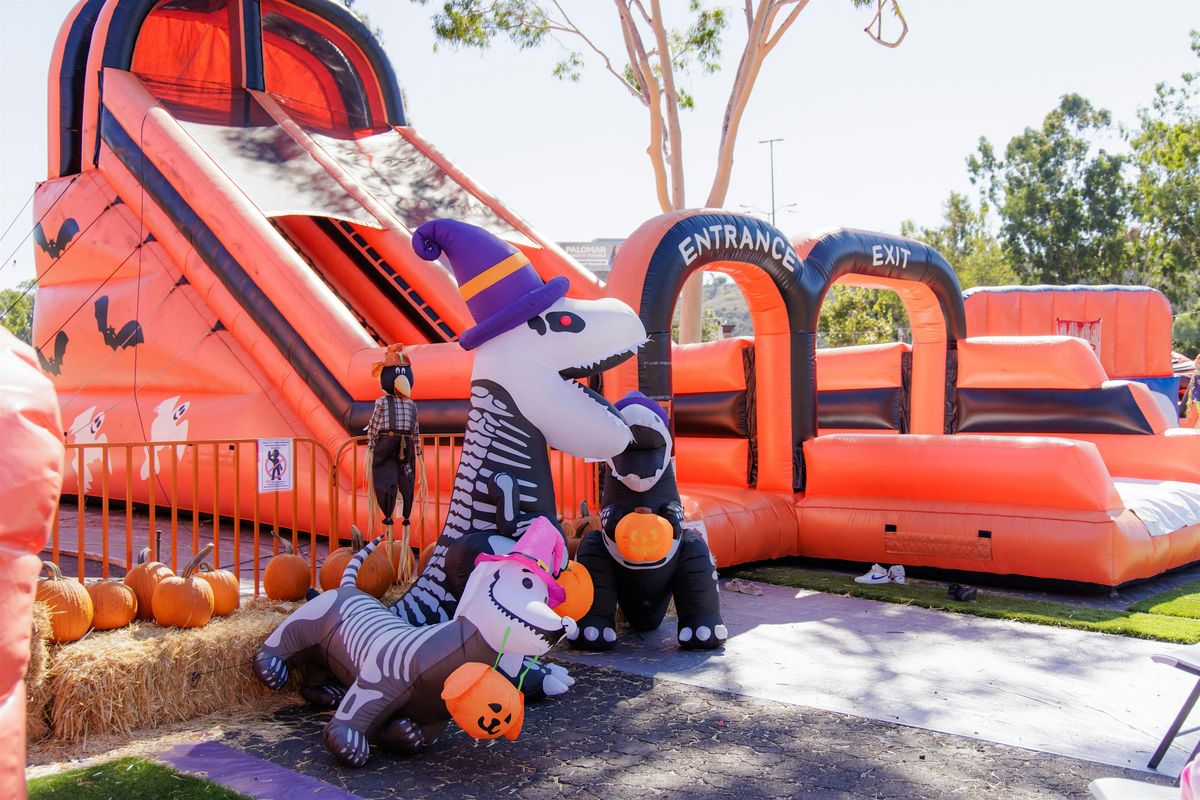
[442,662,524,740]
[614,507,674,563]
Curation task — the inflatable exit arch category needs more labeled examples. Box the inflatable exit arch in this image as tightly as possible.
[605,211,966,491]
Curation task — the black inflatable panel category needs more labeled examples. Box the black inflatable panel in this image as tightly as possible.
[956,387,1155,435]
[673,391,748,438]
[817,388,904,431]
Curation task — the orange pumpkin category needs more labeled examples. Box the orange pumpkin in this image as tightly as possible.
[441,662,524,741]
[552,561,594,620]
[318,532,357,591]
[153,544,216,628]
[351,526,396,598]
[263,532,312,601]
[36,561,93,643]
[86,580,137,630]
[198,562,240,616]
[320,527,395,597]
[124,544,174,620]
[614,507,674,563]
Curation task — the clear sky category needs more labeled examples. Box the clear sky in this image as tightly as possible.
[1,0,1196,290]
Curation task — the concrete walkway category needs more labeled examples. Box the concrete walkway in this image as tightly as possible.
[560,582,1200,776]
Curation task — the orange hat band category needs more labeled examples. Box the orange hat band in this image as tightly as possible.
[458,252,530,301]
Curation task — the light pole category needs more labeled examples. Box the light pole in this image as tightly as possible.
[759,138,784,226]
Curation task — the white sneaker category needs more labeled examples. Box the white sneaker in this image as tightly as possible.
[855,564,890,584]
[888,565,907,585]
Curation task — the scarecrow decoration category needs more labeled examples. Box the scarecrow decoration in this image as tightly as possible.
[367,343,425,579]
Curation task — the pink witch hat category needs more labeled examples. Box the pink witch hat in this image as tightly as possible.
[475,516,566,607]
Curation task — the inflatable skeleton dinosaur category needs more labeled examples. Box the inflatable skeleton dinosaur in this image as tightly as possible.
[254,519,574,766]
[393,219,645,697]
[569,392,726,651]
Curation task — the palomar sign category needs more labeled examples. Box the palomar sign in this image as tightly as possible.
[675,222,799,272]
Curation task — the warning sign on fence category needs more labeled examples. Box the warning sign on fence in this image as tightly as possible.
[257,438,293,493]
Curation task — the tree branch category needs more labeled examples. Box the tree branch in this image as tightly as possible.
[549,0,644,102]
[650,0,685,208]
[614,0,673,212]
[763,0,811,53]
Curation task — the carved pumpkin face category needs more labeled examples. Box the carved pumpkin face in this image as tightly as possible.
[442,663,524,741]
[614,507,674,563]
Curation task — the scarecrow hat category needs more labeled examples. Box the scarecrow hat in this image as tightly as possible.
[475,516,566,606]
[412,219,568,350]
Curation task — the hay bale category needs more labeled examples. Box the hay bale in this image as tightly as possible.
[27,601,51,689]
[26,601,53,742]
[44,596,300,742]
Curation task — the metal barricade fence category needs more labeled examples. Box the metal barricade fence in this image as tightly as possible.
[52,435,599,594]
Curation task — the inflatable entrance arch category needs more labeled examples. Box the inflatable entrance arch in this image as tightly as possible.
[606,210,807,493]
[606,212,966,490]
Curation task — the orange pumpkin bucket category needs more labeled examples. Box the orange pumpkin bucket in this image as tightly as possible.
[614,507,674,563]
[441,662,524,741]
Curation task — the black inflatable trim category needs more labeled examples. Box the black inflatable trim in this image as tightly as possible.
[817,388,904,431]
[673,391,748,438]
[955,387,1155,435]
[55,0,107,176]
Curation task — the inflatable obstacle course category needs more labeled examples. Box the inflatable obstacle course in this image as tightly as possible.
[31,0,1200,589]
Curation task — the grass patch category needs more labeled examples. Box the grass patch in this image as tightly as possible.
[1128,578,1200,619]
[29,756,249,800]
[728,564,1200,644]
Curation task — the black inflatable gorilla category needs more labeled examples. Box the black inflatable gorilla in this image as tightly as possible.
[568,392,726,651]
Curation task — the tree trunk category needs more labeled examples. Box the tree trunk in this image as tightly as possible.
[678,274,703,343]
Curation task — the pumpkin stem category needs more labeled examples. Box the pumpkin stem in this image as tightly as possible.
[40,560,64,581]
[137,546,151,565]
[181,544,214,579]
[350,525,365,551]
[634,506,653,514]
[580,500,589,517]
[271,530,294,555]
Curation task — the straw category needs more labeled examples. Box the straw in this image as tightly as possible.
[32,596,301,742]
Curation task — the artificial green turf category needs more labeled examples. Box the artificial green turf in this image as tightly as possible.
[1128,578,1200,619]
[727,564,1200,644]
[29,756,250,800]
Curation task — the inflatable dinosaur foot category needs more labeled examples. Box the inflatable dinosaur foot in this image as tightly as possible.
[253,651,289,690]
[677,617,727,651]
[567,614,619,652]
[324,720,371,767]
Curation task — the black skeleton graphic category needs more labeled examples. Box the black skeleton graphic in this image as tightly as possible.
[254,533,571,766]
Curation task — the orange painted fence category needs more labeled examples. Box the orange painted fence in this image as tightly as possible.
[50,436,599,595]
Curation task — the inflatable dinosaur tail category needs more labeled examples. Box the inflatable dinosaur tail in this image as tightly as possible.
[341,532,387,588]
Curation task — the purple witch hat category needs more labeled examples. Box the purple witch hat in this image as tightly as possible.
[412,219,568,350]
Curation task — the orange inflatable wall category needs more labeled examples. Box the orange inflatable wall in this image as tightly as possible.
[964,286,1174,379]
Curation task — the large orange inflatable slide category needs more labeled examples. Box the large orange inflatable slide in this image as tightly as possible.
[32,0,1200,587]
